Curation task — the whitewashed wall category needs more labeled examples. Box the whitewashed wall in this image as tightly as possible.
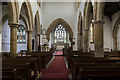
[2,20,10,52]
[103,16,113,50]
[42,2,78,50]
[2,19,27,53]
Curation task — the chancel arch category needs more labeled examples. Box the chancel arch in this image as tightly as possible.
[46,18,73,50]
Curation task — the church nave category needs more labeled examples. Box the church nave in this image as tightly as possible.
[0,0,120,80]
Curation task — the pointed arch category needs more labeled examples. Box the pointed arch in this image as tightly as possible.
[19,2,33,31]
[8,1,19,24]
[77,11,83,51]
[83,0,94,52]
[113,17,120,51]
[34,11,41,51]
[83,0,93,30]
[19,15,29,31]
[35,11,41,34]
[46,18,73,41]
[78,12,83,34]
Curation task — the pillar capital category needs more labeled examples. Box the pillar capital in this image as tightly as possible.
[93,20,105,24]
[8,22,19,28]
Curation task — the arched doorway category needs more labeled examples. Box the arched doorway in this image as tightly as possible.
[46,18,73,55]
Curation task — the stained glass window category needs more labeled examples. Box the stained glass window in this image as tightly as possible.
[90,23,94,43]
[17,25,26,43]
[54,24,67,44]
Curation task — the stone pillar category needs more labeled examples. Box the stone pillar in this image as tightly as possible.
[94,20,104,57]
[35,34,39,51]
[83,29,89,52]
[27,30,32,53]
[113,36,117,51]
[9,23,19,58]
[37,34,41,51]
[35,23,40,51]
[77,33,83,51]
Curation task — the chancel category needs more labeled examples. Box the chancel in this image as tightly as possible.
[0,0,120,80]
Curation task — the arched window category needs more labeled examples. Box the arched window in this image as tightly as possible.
[54,24,67,44]
[90,22,94,43]
[17,25,26,43]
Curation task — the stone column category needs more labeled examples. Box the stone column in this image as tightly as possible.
[113,36,117,51]
[35,34,39,51]
[77,33,83,51]
[27,30,32,53]
[37,34,41,51]
[9,23,19,58]
[94,20,104,57]
[83,29,89,52]
[35,23,40,51]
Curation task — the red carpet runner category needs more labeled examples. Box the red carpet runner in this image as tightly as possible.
[41,56,70,80]
[55,51,63,55]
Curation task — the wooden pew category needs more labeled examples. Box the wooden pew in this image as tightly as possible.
[66,51,94,68]
[31,51,53,68]
[1,51,52,79]
[73,62,120,80]
[78,66,120,80]
[104,51,120,57]
[0,52,10,58]
[2,62,32,80]
[70,56,120,79]
[17,56,41,74]
[2,57,40,79]
[2,69,17,80]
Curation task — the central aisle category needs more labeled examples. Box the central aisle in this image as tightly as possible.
[55,51,63,55]
[41,56,70,80]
